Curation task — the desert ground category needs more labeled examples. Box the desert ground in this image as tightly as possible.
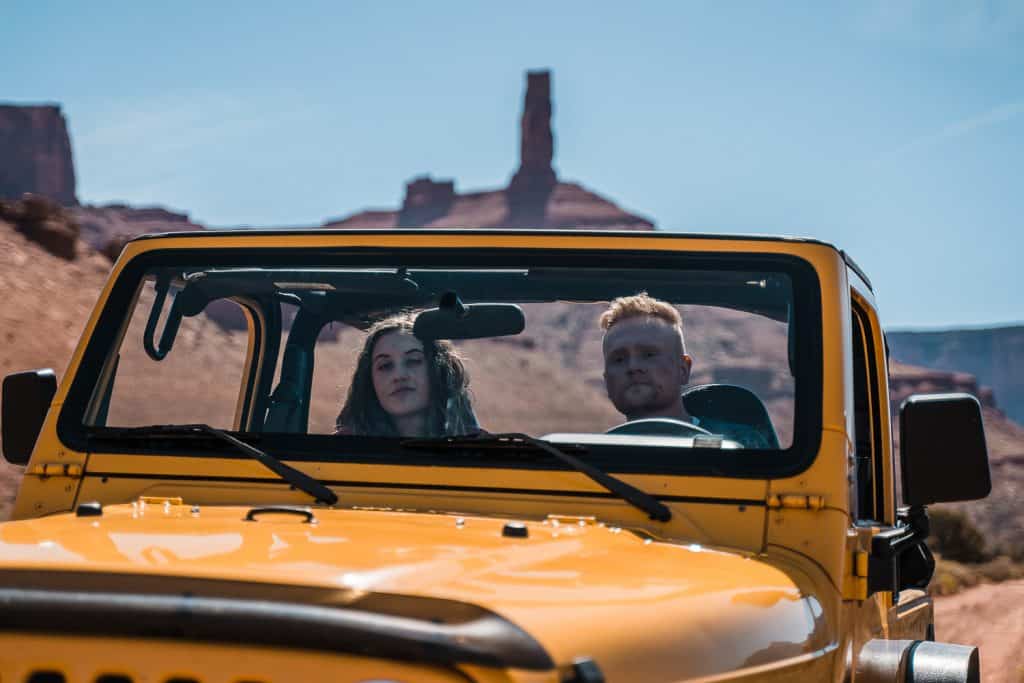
[935,579,1024,682]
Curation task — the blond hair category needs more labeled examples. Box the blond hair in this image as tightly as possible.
[599,292,686,353]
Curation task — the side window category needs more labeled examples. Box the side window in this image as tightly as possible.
[103,284,252,429]
[310,322,364,435]
[851,304,885,521]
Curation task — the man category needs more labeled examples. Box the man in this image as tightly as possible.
[600,293,695,424]
[600,292,776,448]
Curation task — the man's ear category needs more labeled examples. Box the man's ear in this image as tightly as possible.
[681,354,693,383]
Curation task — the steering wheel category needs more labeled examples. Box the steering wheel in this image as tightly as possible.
[605,418,713,437]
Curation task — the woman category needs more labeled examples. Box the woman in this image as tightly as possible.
[335,314,478,437]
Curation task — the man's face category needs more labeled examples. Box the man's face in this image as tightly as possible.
[602,316,691,419]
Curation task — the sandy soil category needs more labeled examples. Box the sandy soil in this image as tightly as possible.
[934,579,1024,683]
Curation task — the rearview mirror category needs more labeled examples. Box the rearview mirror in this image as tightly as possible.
[414,293,525,341]
[2,369,57,465]
[900,393,990,506]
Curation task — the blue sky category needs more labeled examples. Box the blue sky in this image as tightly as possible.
[4,1,1022,328]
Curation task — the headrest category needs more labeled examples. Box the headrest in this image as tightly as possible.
[682,383,780,449]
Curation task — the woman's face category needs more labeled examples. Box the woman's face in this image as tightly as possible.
[370,330,431,420]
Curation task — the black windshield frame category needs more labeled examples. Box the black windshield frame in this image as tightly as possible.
[58,245,823,479]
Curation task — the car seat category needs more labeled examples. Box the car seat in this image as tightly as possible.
[681,384,780,449]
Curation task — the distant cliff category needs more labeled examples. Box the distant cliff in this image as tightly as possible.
[329,180,655,231]
[327,70,655,231]
[0,104,76,205]
[888,326,1024,424]
[71,204,205,257]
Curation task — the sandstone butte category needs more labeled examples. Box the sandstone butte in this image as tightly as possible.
[0,104,76,207]
[890,327,1024,427]
[326,71,654,231]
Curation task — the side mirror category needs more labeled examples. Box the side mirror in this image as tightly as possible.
[2,369,58,465]
[900,393,990,506]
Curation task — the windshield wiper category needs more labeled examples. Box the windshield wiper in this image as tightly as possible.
[96,424,338,505]
[402,432,671,522]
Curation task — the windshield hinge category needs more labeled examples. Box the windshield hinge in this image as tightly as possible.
[766,494,825,510]
[27,463,83,479]
[843,550,870,601]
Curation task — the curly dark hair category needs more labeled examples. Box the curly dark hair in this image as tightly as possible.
[335,314,477,437]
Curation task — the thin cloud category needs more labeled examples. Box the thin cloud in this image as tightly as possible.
[77,93,270,157]
[932,100,1024,142]
[74,92,311,205]
[853,0,1024,47]
[896,100,1024,158]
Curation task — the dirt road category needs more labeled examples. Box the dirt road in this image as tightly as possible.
[934,579,1024,682]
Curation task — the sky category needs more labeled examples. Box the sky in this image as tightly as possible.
[3,1,1022,328]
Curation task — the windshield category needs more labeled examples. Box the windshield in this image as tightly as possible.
[61,247,821,477]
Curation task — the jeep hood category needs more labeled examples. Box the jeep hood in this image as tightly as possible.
[0,504,831,679]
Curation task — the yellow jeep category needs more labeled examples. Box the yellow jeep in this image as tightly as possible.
[1,230,991,682]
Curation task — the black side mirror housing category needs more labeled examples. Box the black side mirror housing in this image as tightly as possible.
[900,393,991,506]
[2,369,57,465]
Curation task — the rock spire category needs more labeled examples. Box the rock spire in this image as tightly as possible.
[506,70,557,225]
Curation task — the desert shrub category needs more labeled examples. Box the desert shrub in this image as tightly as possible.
[975,555,1024,583]
[995,540,1024,564]
[0,195,79,260]
[929,555,1024,596]
[929,557,981,596]
[927,508,990,564]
